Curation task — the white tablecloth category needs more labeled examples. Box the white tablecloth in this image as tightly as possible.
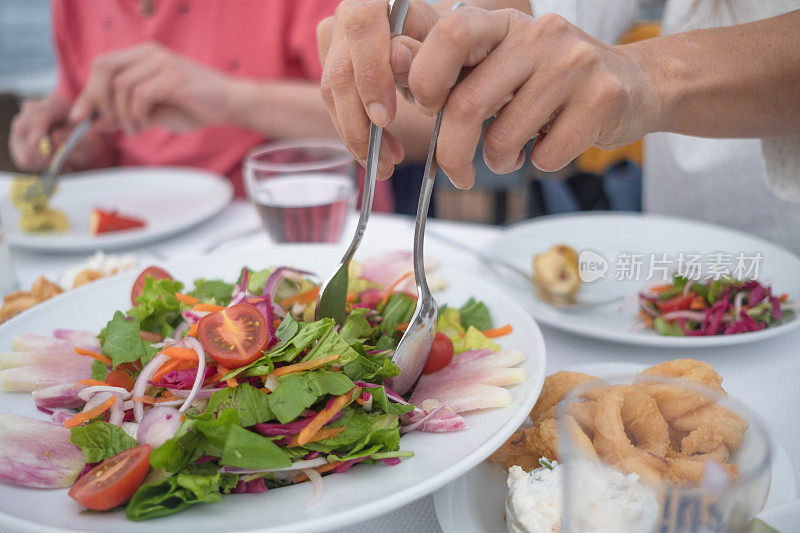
[5,198,799,533]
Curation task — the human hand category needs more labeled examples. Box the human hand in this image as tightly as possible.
[317,0,444,179]
[403,9,660,188]
[70,42,236,135]
[9,96,71,171]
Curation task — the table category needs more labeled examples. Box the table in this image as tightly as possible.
[5,199,800,533]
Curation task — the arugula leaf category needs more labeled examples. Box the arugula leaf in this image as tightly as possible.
[91,359,108,381]
[206,383,275,426]
[363,385,414,415]
[128,277,185,336]
[126,464,225,521]
[379,293,416,337]
[268,318,334,363]
[189,279,234,306]
[69,421,137,463]
[303,409,400,456]
[458,298,492,331]
[98,311,158,368]
[195,409,291,469]
[268,371,354,423]
[340,308,373,342]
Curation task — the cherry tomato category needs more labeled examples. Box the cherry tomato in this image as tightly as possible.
[423,332,455,374]
[105,369,135,391]
[130,266,172,306]
[197,303,270,368]
[656,295,694,313]
[68,444,151,511]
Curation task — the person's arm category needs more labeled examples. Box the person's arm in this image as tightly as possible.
[631,9,800,138]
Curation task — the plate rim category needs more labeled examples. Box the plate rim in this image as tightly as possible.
[486,212,800,348]
[433,361,798,533]
[2,166,233,252]
[0,244,547,533]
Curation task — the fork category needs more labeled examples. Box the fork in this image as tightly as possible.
[316,0,411,324]
[386,108,445,394]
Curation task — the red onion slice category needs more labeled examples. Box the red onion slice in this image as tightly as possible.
[136,406,182,447]
[179,337,206,413]
[302,468,324,508]
[77,385,130,402]
[132,353,169,422]
[108,396,124,426]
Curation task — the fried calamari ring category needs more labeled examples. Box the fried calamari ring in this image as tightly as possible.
[640,359,726,421]
[671,404,748,451]
[666,457,740,485]
[594,385,670,462]
[529,370,597,423]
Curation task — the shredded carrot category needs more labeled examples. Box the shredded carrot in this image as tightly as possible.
[639,309,654,328]
[63,396,117,428]
[226,378,239,388]
[483,324,513,338]
[273,319,282,329]
[296,388,358,446]
[395,322,409,333]
[259,387,271,393]
[155,394,180,403]
[162,346,200,361]
[186,323,199,337]
[292,460,346,483]
[355,398,366,405]
[689,296,707,310]
[212,366,230,383]
[176,293,200,306]
[346,292,357,303]
[289,425,346,447]
[151,358,182,383]
[379,272,413,307]
[780,293,789,302]
[193,303,226,312]
[650,285,671,294]
[73,378,108,389]
[272,354,339,378]
[281,286,320,307]
[133,395,158,404]
[74,347,113,366]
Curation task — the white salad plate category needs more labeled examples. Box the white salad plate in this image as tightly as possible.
[0,167,233,252]
[433,362,798,533]
[486,212,800,347]
[0,244,546,533]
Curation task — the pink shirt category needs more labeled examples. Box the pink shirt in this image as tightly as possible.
[51,0,339,199]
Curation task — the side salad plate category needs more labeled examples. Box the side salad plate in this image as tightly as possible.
[0,167,233,252]
[0,244,546,532]
[487,213,800,347]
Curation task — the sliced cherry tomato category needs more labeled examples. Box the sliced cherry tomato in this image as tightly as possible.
[105,369,135,391]
[68,444,151,511]
[423,332,455,374]
[130,266,172,306]
[197,303,270,368]
[656,295,694,313]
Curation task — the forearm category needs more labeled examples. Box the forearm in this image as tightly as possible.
[631,9,800,138]
[224,79,338,139]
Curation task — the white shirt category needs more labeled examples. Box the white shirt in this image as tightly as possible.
[532,0,800,254]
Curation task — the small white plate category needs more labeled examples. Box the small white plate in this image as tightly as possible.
[0,167,233,252]
[0,244,546,533]
[486,213,800,347]
[433,362,798,533]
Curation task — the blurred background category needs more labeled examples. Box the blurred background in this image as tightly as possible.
[0,0,663,226]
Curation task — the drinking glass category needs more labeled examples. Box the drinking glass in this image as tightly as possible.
[560,374,772,533]
[0,215,17,295]
[244,139,356,243]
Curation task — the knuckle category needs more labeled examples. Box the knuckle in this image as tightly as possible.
[446,85,488,120]
[593,74,628,109]
[483,127,514,158]
[435,11,473,49]
[537,12,570,36]
[344,3,377,37]
[563,40,600,70]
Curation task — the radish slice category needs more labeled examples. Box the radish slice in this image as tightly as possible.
[0,414,85,488]
[0,347,86,370]
[0,357,92,392]
[32,384,85,410]
[52,329,101,351]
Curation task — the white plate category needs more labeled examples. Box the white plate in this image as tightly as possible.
[433,362,798,533]
[0,167,233,252]
[487,213,800,347]
[0,244,546,533]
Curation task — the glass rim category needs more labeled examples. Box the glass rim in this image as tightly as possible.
[556,372,774,488]
[244,138,354,174]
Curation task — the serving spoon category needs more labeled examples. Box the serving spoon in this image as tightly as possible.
[316,0,410,324]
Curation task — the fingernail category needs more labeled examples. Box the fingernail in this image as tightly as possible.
[368,103,390,127]
[377,160,394,179]
[453,166,476,190]
[392,43,413,74]
[514,151,525,171]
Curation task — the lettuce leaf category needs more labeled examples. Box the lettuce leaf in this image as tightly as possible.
[457,298,492,331]
[453,326,500,353]
[188,279,234,306]
[268,371,354,424]
[98,311,160,368]
[69,421,137,463]
[128,277,184,336]
[206,383,274,426]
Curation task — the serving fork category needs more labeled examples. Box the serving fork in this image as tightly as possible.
[316,0,411,324]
